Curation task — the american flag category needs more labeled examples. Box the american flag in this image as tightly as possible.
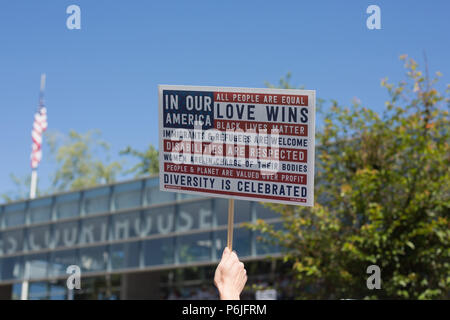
[30,106,48,169]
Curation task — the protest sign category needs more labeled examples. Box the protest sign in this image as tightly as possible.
[158,85,315,207]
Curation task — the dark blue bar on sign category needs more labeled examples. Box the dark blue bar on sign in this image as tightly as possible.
[163,90,214,130]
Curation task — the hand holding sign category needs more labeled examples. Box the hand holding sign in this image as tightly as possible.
[214,247,247,300]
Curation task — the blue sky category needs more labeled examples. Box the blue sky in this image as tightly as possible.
[0,0,449,198]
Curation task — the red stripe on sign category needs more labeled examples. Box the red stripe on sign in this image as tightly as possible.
[164,185,307,203]
[214,119,308,136]
[163,139,308,163]
[164,163,307,185]
[214,92,308,106]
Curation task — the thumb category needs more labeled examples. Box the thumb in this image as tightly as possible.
[222,246,230,258]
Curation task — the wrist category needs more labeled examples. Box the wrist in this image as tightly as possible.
[219,289,240,300]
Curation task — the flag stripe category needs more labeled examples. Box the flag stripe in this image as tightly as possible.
[30,107,48,169]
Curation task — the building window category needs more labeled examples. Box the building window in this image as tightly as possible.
[49,280,67,300]
[29,282,48,300]
[177,232,212,264]
[111,211,140,241]
[4,203,26,227]
[215,199,251,225]
[27,225,51,252]
[146,179,175,205]
[49,249,78,278]
[142,205,175,236]
[255,202,279,220]
[110,241,140,270]
[79,246,108,273]
[79,216,108,245]
[114,181,142,210]
[2,229,24,255]
[53,221,79,249]
[176,199,213,232]
[55,193,80,220]
[214,227,251,258]
[143,237,174,266]
[0,256,23,281]
[84,187,110,215]
[25,253,49,280]
[29,197,52,224]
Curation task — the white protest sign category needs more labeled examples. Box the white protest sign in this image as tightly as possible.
[158,85,315,206]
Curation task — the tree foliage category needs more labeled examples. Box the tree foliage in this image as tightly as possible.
[247,56,449,299]
[120,144,159,176]
[0,174,33,202]
[46,130,123,191]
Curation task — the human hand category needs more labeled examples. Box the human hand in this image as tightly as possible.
[214,247,248,300]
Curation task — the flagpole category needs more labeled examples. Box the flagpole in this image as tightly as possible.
[29,169,38,199]
[21,73,46,300]
[22,169,37,299]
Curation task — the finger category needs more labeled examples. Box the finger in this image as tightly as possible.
[222,246,230,258]
[240,268,248,284]
[230,260,243,275]
[230,251,238,262]
[219,247,231,266]
[227,253,241,271]
[223,250,238,268]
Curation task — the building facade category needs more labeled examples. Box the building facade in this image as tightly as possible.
[0,176,289,300]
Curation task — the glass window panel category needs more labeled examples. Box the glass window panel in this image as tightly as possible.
[29,282,48,300]
[4,203,26,227]
[49,280,67,300]
[142,205,175,236]
[27,225,52,252]
[143,237,174,266]
[29,197,52,224]
[256,222,282,255]
[110,241,140,270]
[84,187,110,215]
[255,202,279,220]
[216,199,251,225]
[214,228,251,259]
[0,256,23,281]
[177,192,201,201]
[79,246,107,273]
[0,233,3,256]
[25,253,49,280]
[177,232,212,264]
[12,283,21,300]
[177,200,212,232]
[79,216,108,245]
[146,178,175,205]
[111,211,140,241]
[114,181,142,210]
[2,229,24,255]
[55,193,80,220]
[49,249,78,277]
[53,221,79,249]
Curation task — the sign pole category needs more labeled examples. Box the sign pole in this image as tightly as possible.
[227,199,235,250]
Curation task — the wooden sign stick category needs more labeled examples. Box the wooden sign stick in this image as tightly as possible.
[227,199,235,250]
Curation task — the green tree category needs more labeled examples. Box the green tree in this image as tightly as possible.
[247,56,449,299]
[47,130,123,191]
[1,173,33,202]
[120,144,159,176]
